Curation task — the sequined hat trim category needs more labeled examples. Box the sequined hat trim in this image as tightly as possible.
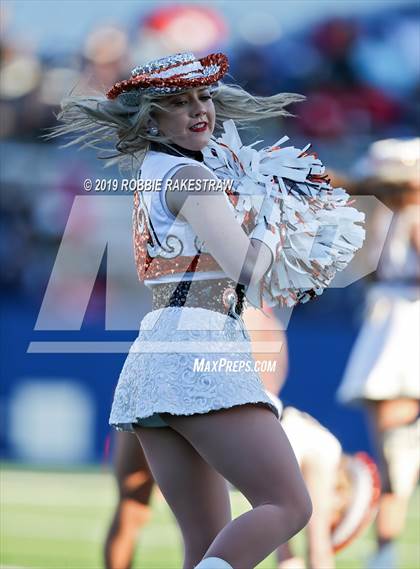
[106,52,228,101]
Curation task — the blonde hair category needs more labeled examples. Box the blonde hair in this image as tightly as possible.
[45,82,305,175]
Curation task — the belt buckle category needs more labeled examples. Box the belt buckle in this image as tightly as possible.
[222,286,238,312]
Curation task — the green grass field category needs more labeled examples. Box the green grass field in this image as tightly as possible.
[1,465,419,569]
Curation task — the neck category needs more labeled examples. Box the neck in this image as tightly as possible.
[150,141,203,162]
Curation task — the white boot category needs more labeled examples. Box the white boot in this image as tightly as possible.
[194,557,234,569]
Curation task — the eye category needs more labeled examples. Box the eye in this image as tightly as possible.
[173,100,188,106]
[200,95,212,101]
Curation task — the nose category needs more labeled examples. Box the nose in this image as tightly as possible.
[191,98,206,117]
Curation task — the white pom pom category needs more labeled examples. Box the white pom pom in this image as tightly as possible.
[203,121,366,308]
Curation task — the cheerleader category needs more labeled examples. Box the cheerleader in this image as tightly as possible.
[337,138,420,569]
[272,400,380,569]
[52,51,363,569]
[103,388,380,569]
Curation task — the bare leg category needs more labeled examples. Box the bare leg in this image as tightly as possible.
[104,431,155,569]
[157,404,312,569]
[302,458,336,569]
[275,458,336,569]
[242,306,289,394]
[133,424,232,569]
[368,398,419,548]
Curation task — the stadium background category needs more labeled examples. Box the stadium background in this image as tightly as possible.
[1,1,419,567]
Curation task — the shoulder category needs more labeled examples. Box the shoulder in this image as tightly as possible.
[166,163,223,218]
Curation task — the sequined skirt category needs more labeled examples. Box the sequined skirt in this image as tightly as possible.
[109,304,279,430]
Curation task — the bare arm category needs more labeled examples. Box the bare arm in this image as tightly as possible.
[242,305,289,394]
[166,165,274,292]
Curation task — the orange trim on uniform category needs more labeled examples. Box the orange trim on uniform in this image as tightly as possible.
[132,191,223,281]
[132,187,257,282]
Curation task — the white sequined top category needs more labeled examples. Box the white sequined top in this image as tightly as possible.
[134,150,227,287]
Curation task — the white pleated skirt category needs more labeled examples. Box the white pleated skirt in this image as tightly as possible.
[337,284,420,405]
[109,306,279,430]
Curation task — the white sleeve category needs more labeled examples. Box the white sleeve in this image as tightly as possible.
[159,162,195,220]
[168,165,273,296]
